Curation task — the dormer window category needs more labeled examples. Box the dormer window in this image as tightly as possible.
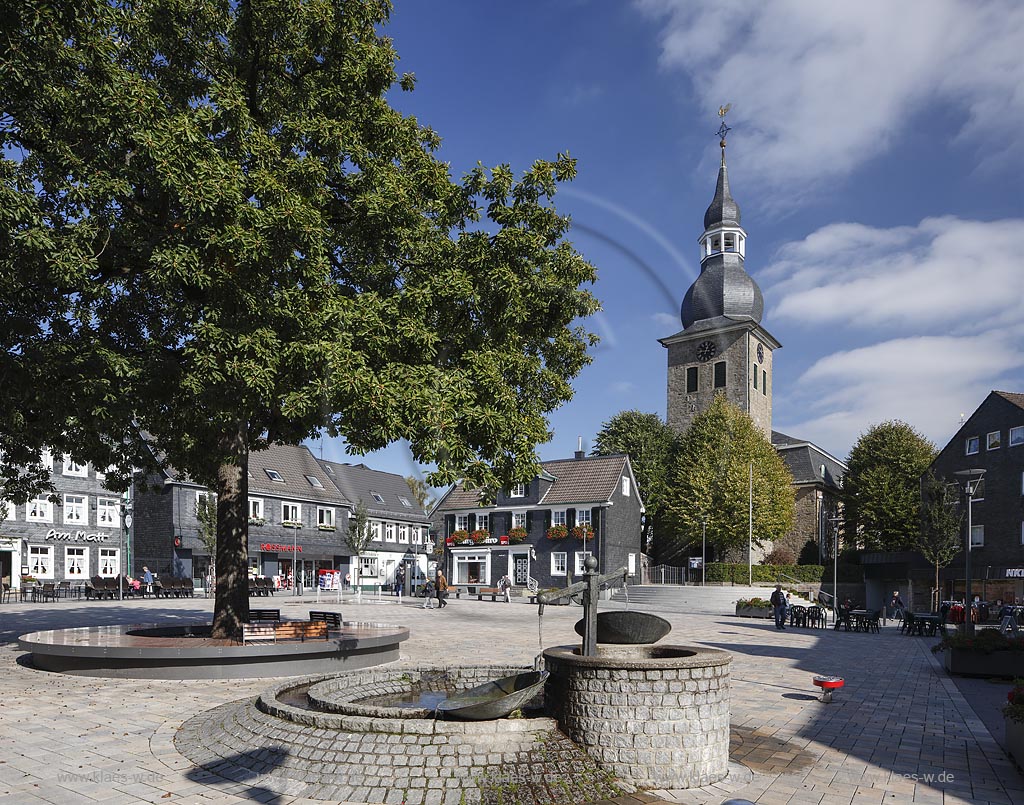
[305,475,324,489]
[265,469,285,483]
[510,483,526,498]
[398,496,412,507]
[370,491,385,504]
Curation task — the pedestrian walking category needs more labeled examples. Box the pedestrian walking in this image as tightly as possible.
[498,574,513,603]
[770,584,787,630]
[436,570,449,609]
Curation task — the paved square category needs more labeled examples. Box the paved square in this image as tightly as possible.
[1,594,1021,804]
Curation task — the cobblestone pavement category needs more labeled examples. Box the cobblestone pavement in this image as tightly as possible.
[0,594,1022,804]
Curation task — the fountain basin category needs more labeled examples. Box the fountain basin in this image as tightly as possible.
[543,643,731,789]
[574,611,672,645]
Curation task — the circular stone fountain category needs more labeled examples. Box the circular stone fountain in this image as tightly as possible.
[541,602,732,789]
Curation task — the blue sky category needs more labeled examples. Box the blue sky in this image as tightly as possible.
[314,0,1024,487]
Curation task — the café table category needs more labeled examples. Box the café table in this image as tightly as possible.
[913,613,942,636]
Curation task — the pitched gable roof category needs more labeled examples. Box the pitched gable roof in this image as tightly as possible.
[772,431,847,488]
[248,444,346,504]
[995,391,1024,411]
[434,454,636,511]
[319,459,430,522]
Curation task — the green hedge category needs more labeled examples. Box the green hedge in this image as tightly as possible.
[704,563,825,583]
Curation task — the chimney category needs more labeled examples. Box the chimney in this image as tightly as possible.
[575,436,585,461]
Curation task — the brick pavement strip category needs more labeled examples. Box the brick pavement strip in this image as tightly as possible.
[2,596,1023,804]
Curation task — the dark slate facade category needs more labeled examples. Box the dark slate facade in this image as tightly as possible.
[1,453,127,591]
[430,453,644,591]
[930,391,1024,604]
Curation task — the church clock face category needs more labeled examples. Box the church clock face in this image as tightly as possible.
[696,340,717,362]
[756,343,764,363]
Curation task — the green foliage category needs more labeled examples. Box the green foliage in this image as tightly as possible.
[592,410,676,551]
[1003,679,1024,724]
[918,469,963,595]
[844,421,936,551]
[404,476,435,513]
[933,630,1024,655]
[762,546,796,565]
[346,502,374,558]
[546,524,568,541]
[661,396,794,561]
[0,0,599,636]
[735,597,772,608]
[704,563,824,583]
[195,494,218,560]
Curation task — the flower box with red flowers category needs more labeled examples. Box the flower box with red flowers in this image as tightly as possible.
[572,523,595,541]
[470,529,490,544]
[546,524,568,541]
[508,526,528,544]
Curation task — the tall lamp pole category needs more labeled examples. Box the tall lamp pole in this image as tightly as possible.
[748,461,753,586]
[701,518,707,587]
[954,469,986,636]
[827,516,842,613]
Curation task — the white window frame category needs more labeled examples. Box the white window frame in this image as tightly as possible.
[510,483,526,498]
[551,552,567,576]
[551,510,566,526]
[305,475,324,489]
[452,550,491,585]
[512,511,526,529]
[97,497,119,527]
[196,490,216,510]
[621,477,630,497]
[65,546,88,579]
[966,436,980,455]
[987,431,1002,450]
[360,555,378,579]
[2,499,14,521]
[970,525,984,548]
[98,548,120,577]
[370,491,385,504]
[281,502,301,524]
[371,521,382,540]
[29,545,54,579]
[249,497,264,520]
[317,507,335,528]
[628,553,637,576]
[64,494,87,525]
[398,495,412,508]
[574,550,593,576]
[39,449,53,472]
[455,514,470,532]
[95,466,112,481]
[476,514,489,532]
[1011,426,1024,447]
[27,494,53,523]
[385,522,395,541]
[577,509,592,527]
[398,524,408,543]
[63,458,88,477]
[265,469,285,483]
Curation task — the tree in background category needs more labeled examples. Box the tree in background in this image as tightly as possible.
[405,476,436,514]
[661,396,794,563]
[195,494,219,575]
[1,1,598,638]
[592,410,676,555]
[917,470,963,609]
[346,501,374,590]
[843,421,936,552]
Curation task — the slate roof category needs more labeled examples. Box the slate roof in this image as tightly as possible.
[319,459,430,523]
[995,391,1024,410]
[772,431,846,489]
[704,162,741,229]
[248,444,346,505]
[434,454,636,512]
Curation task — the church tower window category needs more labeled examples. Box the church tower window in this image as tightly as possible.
[686,366,698,394]
[753,365,758,389]
[762,369,767,395]
[724,234,735,251]
[713,362,726,389]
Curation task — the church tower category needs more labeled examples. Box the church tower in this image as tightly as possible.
[660,131,780,437]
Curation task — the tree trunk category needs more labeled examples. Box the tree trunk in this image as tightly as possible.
[935,562,940,614]
[211,423,249,640]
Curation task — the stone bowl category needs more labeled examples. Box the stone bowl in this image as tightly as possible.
[574,611,671,644]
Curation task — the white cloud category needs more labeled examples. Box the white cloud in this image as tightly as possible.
[777,332,1024,458]
[651,311,680,330]
[609,381,637,394]
[636,0,1024,189]
[764,217,1024,332]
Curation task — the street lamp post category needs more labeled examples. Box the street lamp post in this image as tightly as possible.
[701,519,707,587]
[955,469,986,636]
[827,516,842,614]
[292,525,298,597]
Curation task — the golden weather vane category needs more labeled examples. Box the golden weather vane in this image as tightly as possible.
[717,103,732,162]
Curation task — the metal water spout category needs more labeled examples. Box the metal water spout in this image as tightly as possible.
[537,557,627,656]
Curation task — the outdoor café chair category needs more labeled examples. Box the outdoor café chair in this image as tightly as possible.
[1,582,11,604]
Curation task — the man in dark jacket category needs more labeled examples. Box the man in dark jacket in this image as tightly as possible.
[770,584,787,630]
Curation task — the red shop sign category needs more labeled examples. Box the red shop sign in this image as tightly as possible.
[260,543,303,553]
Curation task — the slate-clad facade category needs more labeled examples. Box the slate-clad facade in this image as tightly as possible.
[430,452,644,591]
[132,444,430,588]
[930,390,1024,604]
[1,453,127,591]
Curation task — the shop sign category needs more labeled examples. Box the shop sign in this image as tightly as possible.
[259,543,303,553]
[499,535,509,545]
[1006,569,1024,578]
[459,538,474,546]
[483,537,499,545]
[445,537,454,546]
[0,538,18,550]
[45,529,111,543]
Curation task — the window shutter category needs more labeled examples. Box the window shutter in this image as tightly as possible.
[567,508,576,528]
[544,510,552,530]
[469,513,477,532]
[445,515,455,537]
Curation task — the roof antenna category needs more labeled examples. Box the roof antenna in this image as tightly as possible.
[958,413,966,428]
